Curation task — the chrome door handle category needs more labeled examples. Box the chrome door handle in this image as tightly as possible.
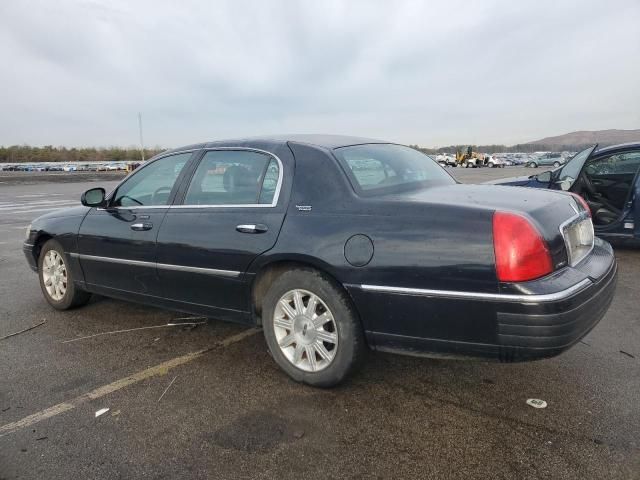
[131,222,153,231]
[236,224,268,234]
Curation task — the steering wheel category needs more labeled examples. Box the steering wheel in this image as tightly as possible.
[152,186,172,203]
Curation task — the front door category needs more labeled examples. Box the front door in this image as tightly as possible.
[155,148,289,320]
[76,152,194,297]
[577,150,640,231]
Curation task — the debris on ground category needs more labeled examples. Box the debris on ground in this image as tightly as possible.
[172,316,208,322]
[0,320,46,341]
[35,436,48,441]
[619,350,635,359]
[293,430,305,439]
[526,398,548,409]
[111,410,121,417]
[61,321,207,344]
[95,408,110,418]
[158,376,178,402]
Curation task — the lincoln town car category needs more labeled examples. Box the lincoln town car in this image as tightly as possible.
[23,135,617,386]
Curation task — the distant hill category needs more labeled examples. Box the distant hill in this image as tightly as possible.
[527,129,640,148]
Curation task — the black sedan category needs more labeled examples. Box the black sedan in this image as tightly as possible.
[23,135,617,387]
[491,143,640,241]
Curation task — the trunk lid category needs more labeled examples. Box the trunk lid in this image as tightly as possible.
[381,184,591,271]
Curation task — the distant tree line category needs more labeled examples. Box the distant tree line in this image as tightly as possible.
[1,141,603,164]
[409,142,602,155]
[0,146,165,163]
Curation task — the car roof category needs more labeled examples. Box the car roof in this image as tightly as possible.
[162,134,389,156]
[594,142,640,155]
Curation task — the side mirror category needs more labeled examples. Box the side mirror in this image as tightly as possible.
[536,171,552,183]
[81,187,106,207]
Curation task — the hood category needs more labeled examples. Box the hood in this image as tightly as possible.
[32,205,90,222]
[483,175,533,186]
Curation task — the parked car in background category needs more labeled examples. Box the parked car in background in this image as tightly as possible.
[62,164,77,172]
[490,143,640,240]
[436,153,456,167]
[527,152,566,168]
[23,135,617,387]
[485,155,506,168]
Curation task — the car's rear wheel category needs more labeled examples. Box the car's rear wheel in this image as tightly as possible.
[528,162,538,168]
[488,162,494,168]
[553,161,560,167]
[262,268,365,387]
[38,239,91,310]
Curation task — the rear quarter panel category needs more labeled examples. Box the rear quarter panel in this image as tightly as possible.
[251,143,498,341]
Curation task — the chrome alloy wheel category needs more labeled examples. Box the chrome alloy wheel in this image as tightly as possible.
[273,289,338,372]
[42,250,67,301]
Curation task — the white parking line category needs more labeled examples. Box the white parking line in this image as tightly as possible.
[0,328,260,438]
[6,206,78,215]
[15,194,65,198]
[0,200,77,210]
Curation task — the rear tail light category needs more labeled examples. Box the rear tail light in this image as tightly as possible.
[493,212,553,282]
[569,193,591,217]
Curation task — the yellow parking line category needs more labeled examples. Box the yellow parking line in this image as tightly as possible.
[0,328,260,437]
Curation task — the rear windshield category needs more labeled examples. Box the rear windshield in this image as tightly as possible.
[334,143,455,196]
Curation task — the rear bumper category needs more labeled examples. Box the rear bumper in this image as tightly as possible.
[349,238,618,362]
[493,257,616,361]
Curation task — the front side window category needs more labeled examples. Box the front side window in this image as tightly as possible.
[334,143,454,195]
[184,150,279,205]
[112,152,191,207]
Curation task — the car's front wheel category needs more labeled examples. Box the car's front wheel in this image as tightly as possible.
[553,161,560,167]
[262,268,365,387]
[527,162,538,168]
[38,239,91,310]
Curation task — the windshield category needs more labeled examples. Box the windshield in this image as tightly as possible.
[555,145,596,189]
[334,143,455,196]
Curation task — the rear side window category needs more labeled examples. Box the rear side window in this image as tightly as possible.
[184,150,280,205]
[334,143,454,195]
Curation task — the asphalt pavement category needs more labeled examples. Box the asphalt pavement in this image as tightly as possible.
[0,168,638,479]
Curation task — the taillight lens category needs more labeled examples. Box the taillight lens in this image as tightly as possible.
[569,192,591,217]
[493,212,553,282]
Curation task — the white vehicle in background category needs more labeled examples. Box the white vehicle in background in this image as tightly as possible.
[62,164,77,172]
[435,153,456,167]
[486,155,506,168]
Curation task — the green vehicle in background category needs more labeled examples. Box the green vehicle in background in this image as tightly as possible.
[526,152,566,168]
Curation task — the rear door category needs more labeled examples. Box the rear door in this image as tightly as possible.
[155,148,289,319]
[76,152,195,296]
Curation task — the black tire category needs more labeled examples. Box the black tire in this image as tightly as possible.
[553,161,560,167]
[528,162,538,168]
[262,268,366,387]
[38,239,91,310]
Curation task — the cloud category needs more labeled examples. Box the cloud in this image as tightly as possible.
[0,0,638,147]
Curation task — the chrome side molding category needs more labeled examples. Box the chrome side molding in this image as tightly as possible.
[355,279,593,304]
[69,253,240,278]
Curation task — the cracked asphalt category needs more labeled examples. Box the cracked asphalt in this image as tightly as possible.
[0,168,638,479]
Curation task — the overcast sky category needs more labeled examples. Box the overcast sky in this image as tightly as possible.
[1,0,638,148]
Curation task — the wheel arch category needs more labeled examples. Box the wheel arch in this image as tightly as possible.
[249,256,363,330]
[31,232,54,267]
